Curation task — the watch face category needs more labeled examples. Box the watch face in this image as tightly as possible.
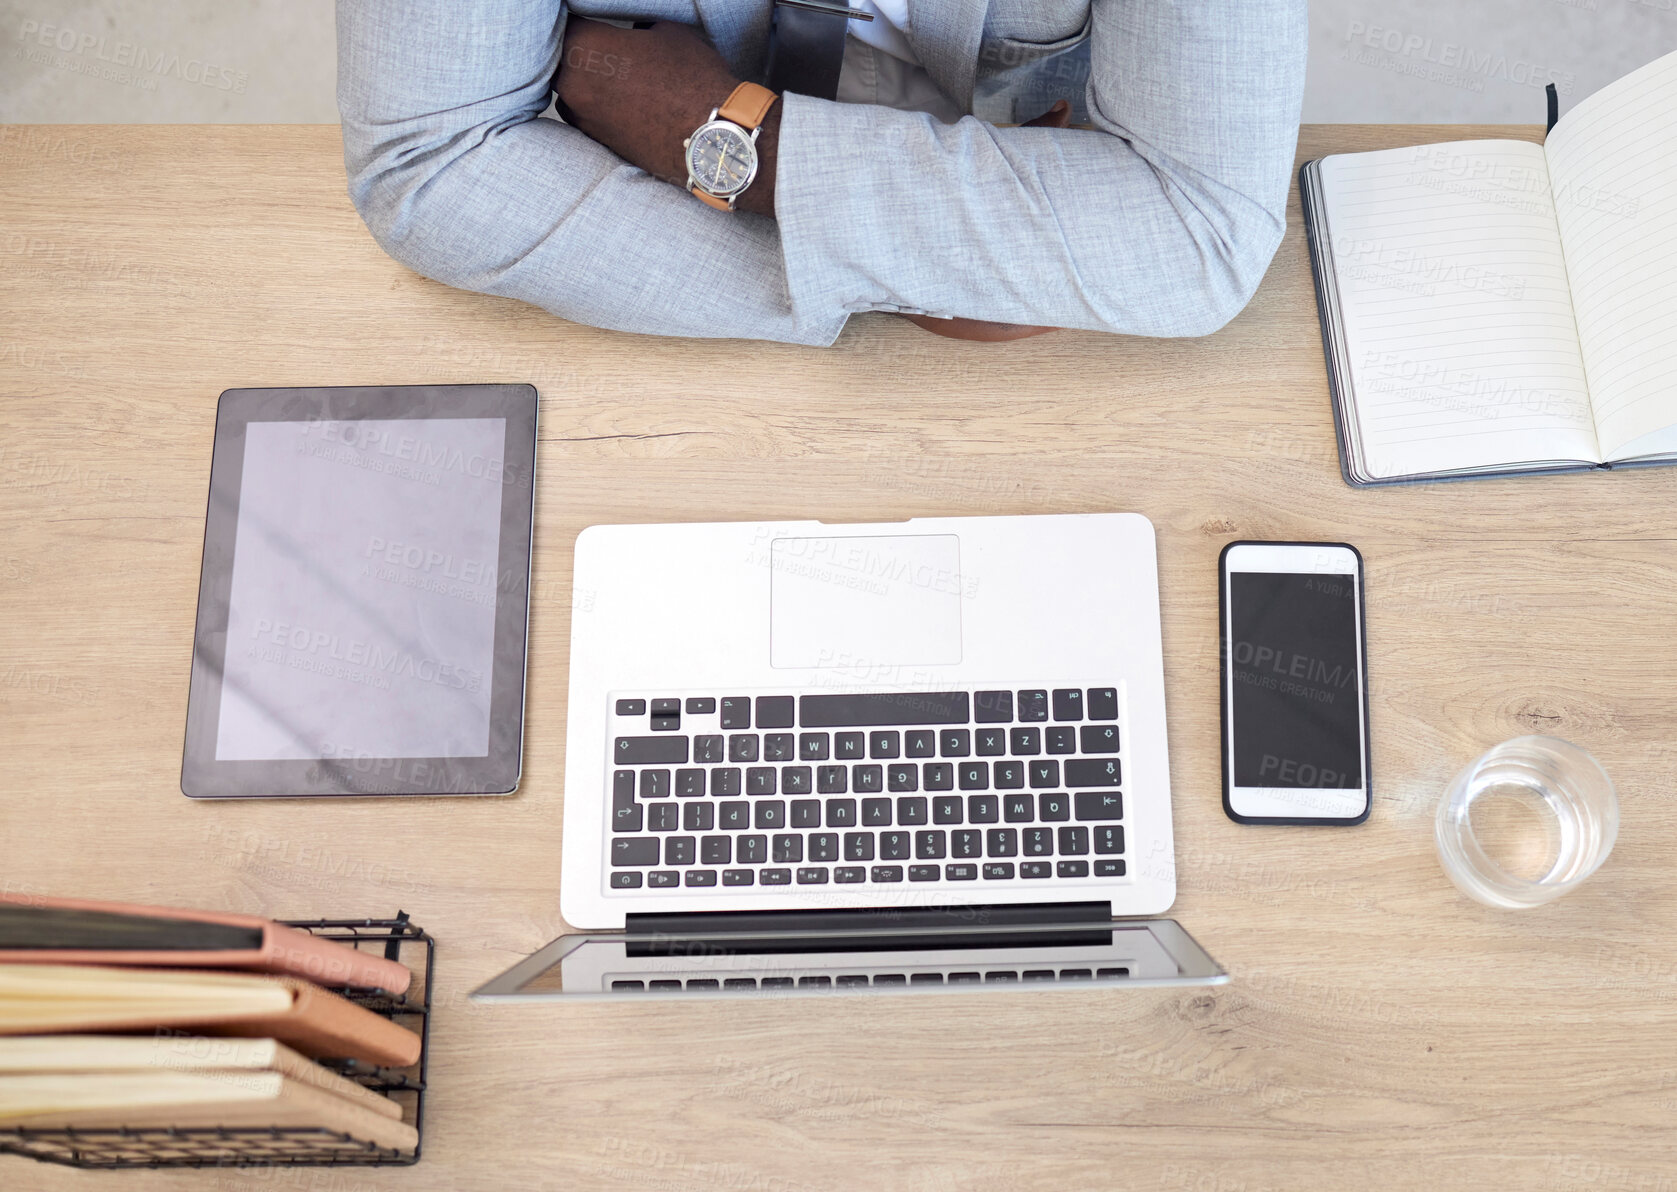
[687,122,756,197]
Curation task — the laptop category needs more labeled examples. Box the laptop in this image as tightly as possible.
[474,512,1225,999]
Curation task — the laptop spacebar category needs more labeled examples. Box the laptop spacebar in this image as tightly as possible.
[799,692,971,727]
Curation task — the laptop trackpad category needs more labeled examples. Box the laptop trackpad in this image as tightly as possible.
[770,534,963,669]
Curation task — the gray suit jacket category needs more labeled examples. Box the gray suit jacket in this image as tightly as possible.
[337,0,1306,345]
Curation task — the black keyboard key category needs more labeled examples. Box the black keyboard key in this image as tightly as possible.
[648,803,679,832]
[797,867,829,884]
[933,795,963,824]
[613,783,642,832]
[687,978,720,990]
[993,761,1025,789]
[683,802,714,832]
[773,833,802,863]
[923,763,954,791]
[650,714,680,733]
[870,730,900,759]
[761,868,791,885]
[968,795,999,823]
[844,831,875,861]
[746,767,777,796]
[761,976,794,988]
[817,765,847,794]
[909,865,940,882]
[617,736,687,765]
[871,865,904,882]
[648,870,679,888]
[664,836,695,866]
[738,834,767,864]
[720,697,750,729]
[1057,860,1090,878]
[835,732,866,759]
[1052,689,1083,721]
[701,835,731,864]
[756,696,795,728]
[836,974,869,988]
[1095,825,1125,854]
[1010,727,1041,756]
[648,977,681,988]
[974,690,1013,723]
[800,691,970,727]
[1023,970,1056,982]
[915,830,947,860]
[1076,791,1124,821]
[1003,794,1033,823]
[782,766,813,795]
[650,698,680,716]
[1060,969,1092,980]
[946,863,977,880]
[1095,859,1126,876]
[810,833,839,862]
[897,797,928,825]
[826,798,858,827]
[755,800,786,829]
[1022,828,1052,856]
[685,869,718,887]
[1029,760,1060,788]
[1065,758,1121,787]
[880,831,910,860]
[711,767,741,796]
[940,729,970,757]
[729,734,760,763]
[800,732,830,761]
[958,762,988,791]
[1058,826,1090,855]
[985,971,1019,982]
[873,973,907,986]
[614,768,636,797]
[975,728,1007,756]
[718,800,749,830]
[951,829,982,859]
[1039,793,1070,822]
[615,699,646,716]
[611,871,642,888]
[862,797,892,826]
[791,799,821,828]
[676,768,706,797]
[1087,687,1119,721]
[763,733,795,761]
[723,978,757,989]
[680,697,713,716]
[987,828,1018,857]
[1017,690,1048,721]
[1045,726,1077,754]
[1021,861,1052,878]
[905,730,936,757]
[695,734,725,763]
[887,763,918,792]
[835,866,866,883]
[853,764,883,793]
[1080,724,1121,754]
[983,863,1015,880]
[911,972,944,985]
[640,769,670,798]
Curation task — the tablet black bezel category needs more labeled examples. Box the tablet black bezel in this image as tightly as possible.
[181,384,537,798]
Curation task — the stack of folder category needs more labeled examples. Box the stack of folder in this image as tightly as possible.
[0,895,421,1154]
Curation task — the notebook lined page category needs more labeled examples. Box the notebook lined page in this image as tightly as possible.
[1319,141,1599,480]
[1545,49,1677,461]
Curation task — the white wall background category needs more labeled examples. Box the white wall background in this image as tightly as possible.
[1,0,1674,123]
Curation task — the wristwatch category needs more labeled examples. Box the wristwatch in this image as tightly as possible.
[683,82,779,211]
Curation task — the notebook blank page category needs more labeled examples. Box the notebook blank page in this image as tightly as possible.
[1320,141,1599,479]
[1545,50,1677,461]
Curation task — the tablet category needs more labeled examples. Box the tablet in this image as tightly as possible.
[182,385,537,798]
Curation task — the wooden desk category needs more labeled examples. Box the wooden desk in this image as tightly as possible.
[3,123,1675,1192]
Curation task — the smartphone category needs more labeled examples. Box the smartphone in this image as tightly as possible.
[1219,541,1371,825]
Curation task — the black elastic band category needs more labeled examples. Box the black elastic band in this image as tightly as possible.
[1546,82,1559,134]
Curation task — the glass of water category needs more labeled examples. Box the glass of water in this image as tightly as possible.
[1434,735,1618,910]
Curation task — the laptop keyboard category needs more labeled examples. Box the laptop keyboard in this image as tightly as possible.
[605,689,1127,893]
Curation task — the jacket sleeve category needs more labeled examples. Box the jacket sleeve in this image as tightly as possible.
[335,0,846,345]
[773,0,1307,336]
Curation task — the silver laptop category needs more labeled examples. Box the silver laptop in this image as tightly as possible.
[475,512,1224,999]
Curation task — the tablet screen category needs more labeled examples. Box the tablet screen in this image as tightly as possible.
[216,418,505,761]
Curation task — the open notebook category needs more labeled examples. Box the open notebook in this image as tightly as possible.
[1301,49,1677,485]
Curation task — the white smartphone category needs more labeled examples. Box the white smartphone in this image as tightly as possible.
[1219,541,1371,825]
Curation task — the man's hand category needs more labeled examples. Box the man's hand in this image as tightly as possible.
[555,19,778,216]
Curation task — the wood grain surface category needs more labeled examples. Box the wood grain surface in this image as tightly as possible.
[2,123,1674,1191]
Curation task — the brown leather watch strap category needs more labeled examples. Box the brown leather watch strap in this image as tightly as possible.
[717,81,778,132]
[690,186,733,211]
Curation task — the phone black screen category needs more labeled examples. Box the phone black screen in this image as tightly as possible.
[1228,571,1362,789]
